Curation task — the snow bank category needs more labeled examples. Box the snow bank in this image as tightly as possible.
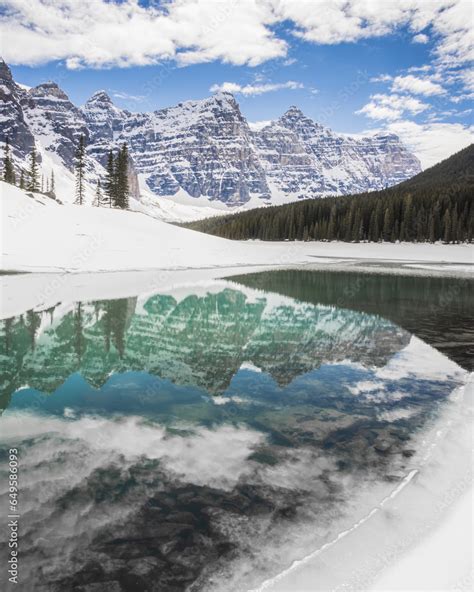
[1,182,473,273]
[0,182,302,272]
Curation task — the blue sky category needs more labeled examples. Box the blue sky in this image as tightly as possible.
[1,0,472,166]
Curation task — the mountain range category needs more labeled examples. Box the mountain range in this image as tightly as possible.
[185,144,473,243]
[0,59,421,210]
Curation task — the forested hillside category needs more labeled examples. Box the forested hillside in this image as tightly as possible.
[184,145,474,243]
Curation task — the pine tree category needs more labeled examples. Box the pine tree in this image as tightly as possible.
[28,146,39,192]
[74,135,86,205]
[327,205,337,241]
[93,180,103,206]
[428,212,436,243]
[382,205,393,242]
[105,150,115,207]
[3,137,15,185]
[115,143,129,209]
[19,169,25,189]
[443,209,452,244]
[50,169,56,197]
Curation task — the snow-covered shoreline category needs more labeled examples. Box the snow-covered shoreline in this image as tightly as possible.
[248,375,473,592]
[1,182,473,275]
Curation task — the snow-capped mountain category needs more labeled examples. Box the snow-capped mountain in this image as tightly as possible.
[0,59,421,211]
[0,60,35,163]
[255,106,421,197]
[22,82,90,168]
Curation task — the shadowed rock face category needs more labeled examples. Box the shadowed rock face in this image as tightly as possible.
[0,59,36,161]
[0,286,410,405]
[1,59,421,206]
[21,82,90,170]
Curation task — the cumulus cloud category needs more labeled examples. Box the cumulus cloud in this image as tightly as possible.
[356,93,429,121]
[0,0,287,69]
[210,80,304,96]
[391,74,445,96]
[412,33,429,44]
[0,0,472,75]
[271,0,472,67]
[370,74,393,83]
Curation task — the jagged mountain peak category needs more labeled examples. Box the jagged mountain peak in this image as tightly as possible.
[274,105,328,139]
[29,82,70,101]
[170,90,240,116]
[0,57,13,82]
[372,131,402,142]
[284,105,305,117]
[278,105,324,131]
[210,90,238,104]
[85,90,115,107]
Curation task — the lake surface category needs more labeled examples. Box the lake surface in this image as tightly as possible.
[0,270,471,591]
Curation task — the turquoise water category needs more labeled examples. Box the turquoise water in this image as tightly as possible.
[0,271,469,591]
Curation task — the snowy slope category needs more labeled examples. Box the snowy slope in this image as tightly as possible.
[1,182,472,274]
[0,181,291,272]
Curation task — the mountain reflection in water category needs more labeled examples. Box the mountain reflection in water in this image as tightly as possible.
[0,271,468,592]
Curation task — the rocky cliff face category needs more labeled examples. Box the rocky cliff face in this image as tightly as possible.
[81,93,421,205]
[254,107,421,198]
[0,59,421,207]
[21,82,90,170]
[0,60,35,162]
[82,91,271,205]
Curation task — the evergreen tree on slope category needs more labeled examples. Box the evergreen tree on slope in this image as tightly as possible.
[28,146,39,192]
[3,137,15,185]
[74,135,86,205]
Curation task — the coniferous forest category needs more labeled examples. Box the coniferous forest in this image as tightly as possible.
[185,144,474,243]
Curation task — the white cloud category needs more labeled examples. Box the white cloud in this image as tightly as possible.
[248,120,273,131]
[391,74,445,96]
[367,120,473,168]
[113,91,145,102]
[356,93,429,121]
[271,0,472,67]
[210,80,304,96]
[459,69,474,92]
[0,0,286,69]
[412,33,429,44]
[407,64,432,73]
[370,74,393,83]
[0,0,472,75]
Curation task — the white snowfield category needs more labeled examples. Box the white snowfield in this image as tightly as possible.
[1,182,473,273]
